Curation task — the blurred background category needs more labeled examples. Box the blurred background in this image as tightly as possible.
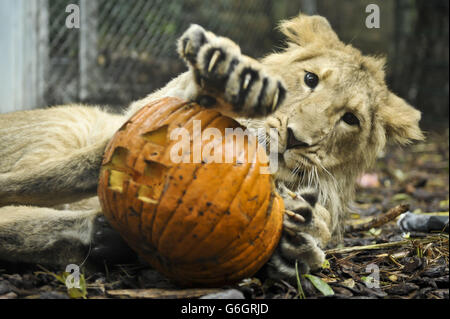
[0,0,448,129]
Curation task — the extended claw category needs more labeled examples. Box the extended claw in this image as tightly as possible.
[243,73,252,90]
[184,41,193,56]
[285,210,306,223]
[271,89,279,112]
[208,50,221,72]
[285,189,297,199]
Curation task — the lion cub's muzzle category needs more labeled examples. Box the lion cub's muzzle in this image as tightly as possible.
[286,127,310,150]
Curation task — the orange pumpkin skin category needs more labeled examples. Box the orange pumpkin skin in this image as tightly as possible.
[98,97,284,286]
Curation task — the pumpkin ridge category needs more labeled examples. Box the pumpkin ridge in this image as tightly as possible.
[177,190,273,275]
[196,163,268,262]
[164,162,238,259]
[199,115,241,163]
[229,191,277,271]
[231,194,284,278]
[134,187,145,242]
[127,99,164,123]
[159,108,222,165]
[153,164,202,250]
[98,169,114,221]
[182,153,262,260]
[178,174,272,273]
[175,191,276,282]
[137,98,187,129]
[146,167,175,245]
[140,168,173,246]
[188,111,223,142]
[151,110,224,248]
[134,164,173,244]
[179,154,255,260]
[122,181,143,240]
[177,109,223,141]
[160,101,194,121]
[157,103,203,130]
[204,177,277,274]
[171,121,259,260]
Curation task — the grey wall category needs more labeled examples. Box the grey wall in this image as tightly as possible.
[0,0,48,114]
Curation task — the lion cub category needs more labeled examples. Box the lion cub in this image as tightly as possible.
[0,14,423,282]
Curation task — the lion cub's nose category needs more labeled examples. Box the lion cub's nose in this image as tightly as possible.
[286,128,310,149]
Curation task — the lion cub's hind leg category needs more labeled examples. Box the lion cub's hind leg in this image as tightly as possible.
[178,25,286,117]
[0,106,125,207]
[0,205,98,266]
[0,200,137,266]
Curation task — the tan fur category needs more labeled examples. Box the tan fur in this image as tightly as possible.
[0,14,423,276]
[0,106,124,206]
[245,14,424,240]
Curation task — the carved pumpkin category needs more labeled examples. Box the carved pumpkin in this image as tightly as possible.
[98,97,284,286]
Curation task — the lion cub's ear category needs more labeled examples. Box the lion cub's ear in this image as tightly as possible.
[279,14,340,46]
[380,93,425,144]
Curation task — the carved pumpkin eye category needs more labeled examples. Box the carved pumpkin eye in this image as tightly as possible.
[342,112,360,126]
[304,72,319,89]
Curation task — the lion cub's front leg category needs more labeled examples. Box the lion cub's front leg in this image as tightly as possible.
[177,25,286,118]
[264,185,332,281]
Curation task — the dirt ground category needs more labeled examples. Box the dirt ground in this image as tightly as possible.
[0,130,448,299]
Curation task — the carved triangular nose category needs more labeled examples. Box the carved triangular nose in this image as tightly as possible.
[286,128,310,149]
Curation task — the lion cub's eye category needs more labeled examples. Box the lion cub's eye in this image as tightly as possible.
[342,112,360,126]
[304,72,319,89]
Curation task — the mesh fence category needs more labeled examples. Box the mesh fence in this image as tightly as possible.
[43,0,448,124]
[45,0,299,110]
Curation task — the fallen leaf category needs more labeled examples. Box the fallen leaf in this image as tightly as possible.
[392,193,412,202]
[368,228,382,236]
[389,275,398,282]
[321,259,331,269]
[393,169,405,181]
[35,267,86,299]
[303,274,334,296]
[439,200,449,209]
[341,278,355,289]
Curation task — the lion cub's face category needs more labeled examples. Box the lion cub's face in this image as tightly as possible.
[256,15,424,184]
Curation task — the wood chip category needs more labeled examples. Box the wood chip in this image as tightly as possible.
[346,204,410,233]
[106,288,224,299]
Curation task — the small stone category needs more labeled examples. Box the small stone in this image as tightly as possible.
[5,274,22,287]
[200,289,245,299]
[332,286,353,297]
[385,283,419,295]
[430,289,449,299]
[39,291,70,299]
[0,281,12,295]
[422,265,447,278]
[0,292,18,299]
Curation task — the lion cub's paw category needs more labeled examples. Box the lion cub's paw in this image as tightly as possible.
[89,215,137,265]
[265,187,331,282]
[178,24,286,117]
